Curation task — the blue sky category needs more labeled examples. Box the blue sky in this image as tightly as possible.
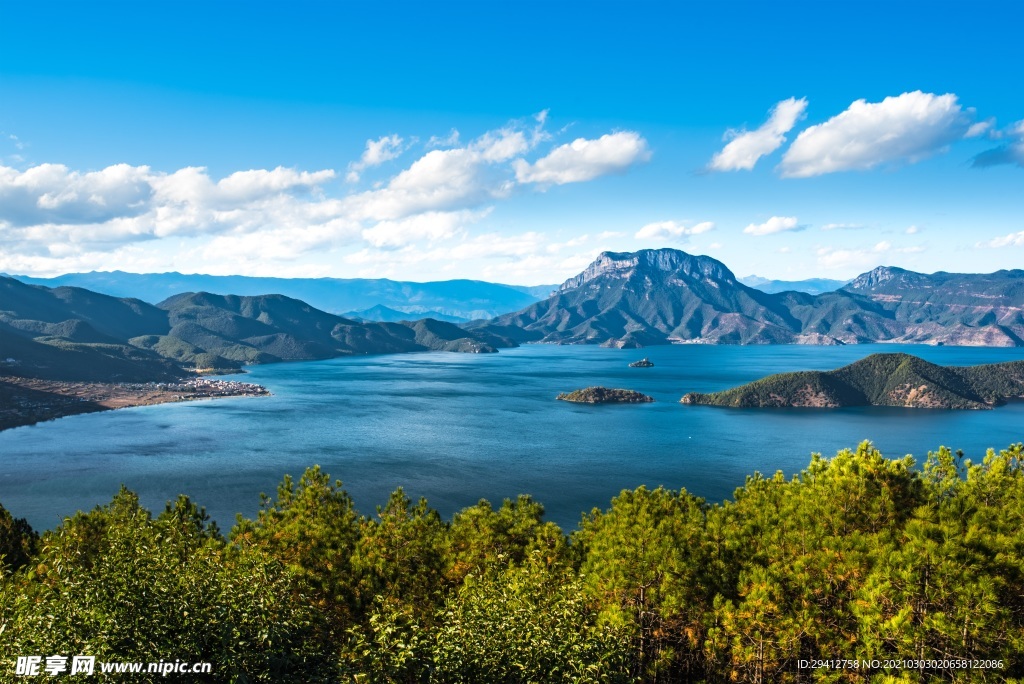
[1,0,1022,284]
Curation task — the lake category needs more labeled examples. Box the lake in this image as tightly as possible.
[3,343,1024,532]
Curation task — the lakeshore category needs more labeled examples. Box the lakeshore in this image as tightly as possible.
[0,376,269,431]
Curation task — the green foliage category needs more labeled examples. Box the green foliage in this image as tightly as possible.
[0,488,334,683]
[446,495,569,584]
[3,444,1024,682]
[431,561,632,683]
[578,486,716,680]
[0,502,38,575]
[352,488,449,613]
[229,466,361,636]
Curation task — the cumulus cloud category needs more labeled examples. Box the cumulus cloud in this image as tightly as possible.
[707,97,807,172]
[346,134,408,182]
[0,113,654,279]
[743,216,804,236]
[976,231,1024,248]
[779,91,975,178]
[342,127,528,222]
[635,220,714,242]
[0,163,339,252]
[513,131,650,185]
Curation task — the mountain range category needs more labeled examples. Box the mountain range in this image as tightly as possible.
[0,277,517,382]
[474,249,1024,347]
[8,272,554,321]
[5,247,1024,388]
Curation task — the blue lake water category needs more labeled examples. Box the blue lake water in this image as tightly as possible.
[3,343,1024,532]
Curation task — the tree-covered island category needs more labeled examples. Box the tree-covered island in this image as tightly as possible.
[557,386,655,404]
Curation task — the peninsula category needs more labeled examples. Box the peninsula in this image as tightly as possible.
[0,376,269,431]
[680,353,1024,410]
[557,387,654,404]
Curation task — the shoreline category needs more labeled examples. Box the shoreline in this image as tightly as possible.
[0,376,270,432]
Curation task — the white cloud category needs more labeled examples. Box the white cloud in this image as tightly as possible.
[513,131,650,185]
[743,216,803,236]
[361,209,487,249]
[635,220,714,242]
[965,119,995,138]
[427,129,460,148]
[0,113,653,279]
[905,225,921,235]
[546,234,591,253]
[346,134,407,182]
[343,121,544,222]
[708,97,807,172]
[779,91,974,178]
[976,231,1024,248]
[817,241,925,271]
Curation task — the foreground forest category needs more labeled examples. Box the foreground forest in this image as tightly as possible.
[2,442,1023,683]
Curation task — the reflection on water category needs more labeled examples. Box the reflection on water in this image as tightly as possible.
[2,343,1024,531]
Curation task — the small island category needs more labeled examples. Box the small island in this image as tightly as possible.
[680,353,1024,410]
[557,386,654,404]
[628,358,654,368]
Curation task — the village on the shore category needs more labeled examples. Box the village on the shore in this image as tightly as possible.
[0,376,270,432]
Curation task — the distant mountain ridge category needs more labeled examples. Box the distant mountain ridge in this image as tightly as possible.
[8,271,550,321]
[0,277,517,381]
[475,249,1024,347]
[342,304,467,324]
[740,275,848,295]
[681,353,1024,409]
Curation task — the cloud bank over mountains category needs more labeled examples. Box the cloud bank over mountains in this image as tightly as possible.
[1,91,1019,283]
[0,113,651,278]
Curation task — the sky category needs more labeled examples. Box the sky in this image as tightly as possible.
[1,0,1022,285]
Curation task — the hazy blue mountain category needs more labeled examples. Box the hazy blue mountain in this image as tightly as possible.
[682,353,1024,409]
[475,249,1023,347]
[740,275,848,295]
[342,304,468,323]
[507,283,560,299]
[9,271,545,320]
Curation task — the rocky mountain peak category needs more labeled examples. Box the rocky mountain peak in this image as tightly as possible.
[558,248,736,292]
[843,266,912,291]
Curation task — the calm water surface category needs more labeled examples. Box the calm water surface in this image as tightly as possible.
[3,344,1024,531]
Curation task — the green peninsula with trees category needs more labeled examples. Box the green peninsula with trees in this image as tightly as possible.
[681,353,1024,409]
